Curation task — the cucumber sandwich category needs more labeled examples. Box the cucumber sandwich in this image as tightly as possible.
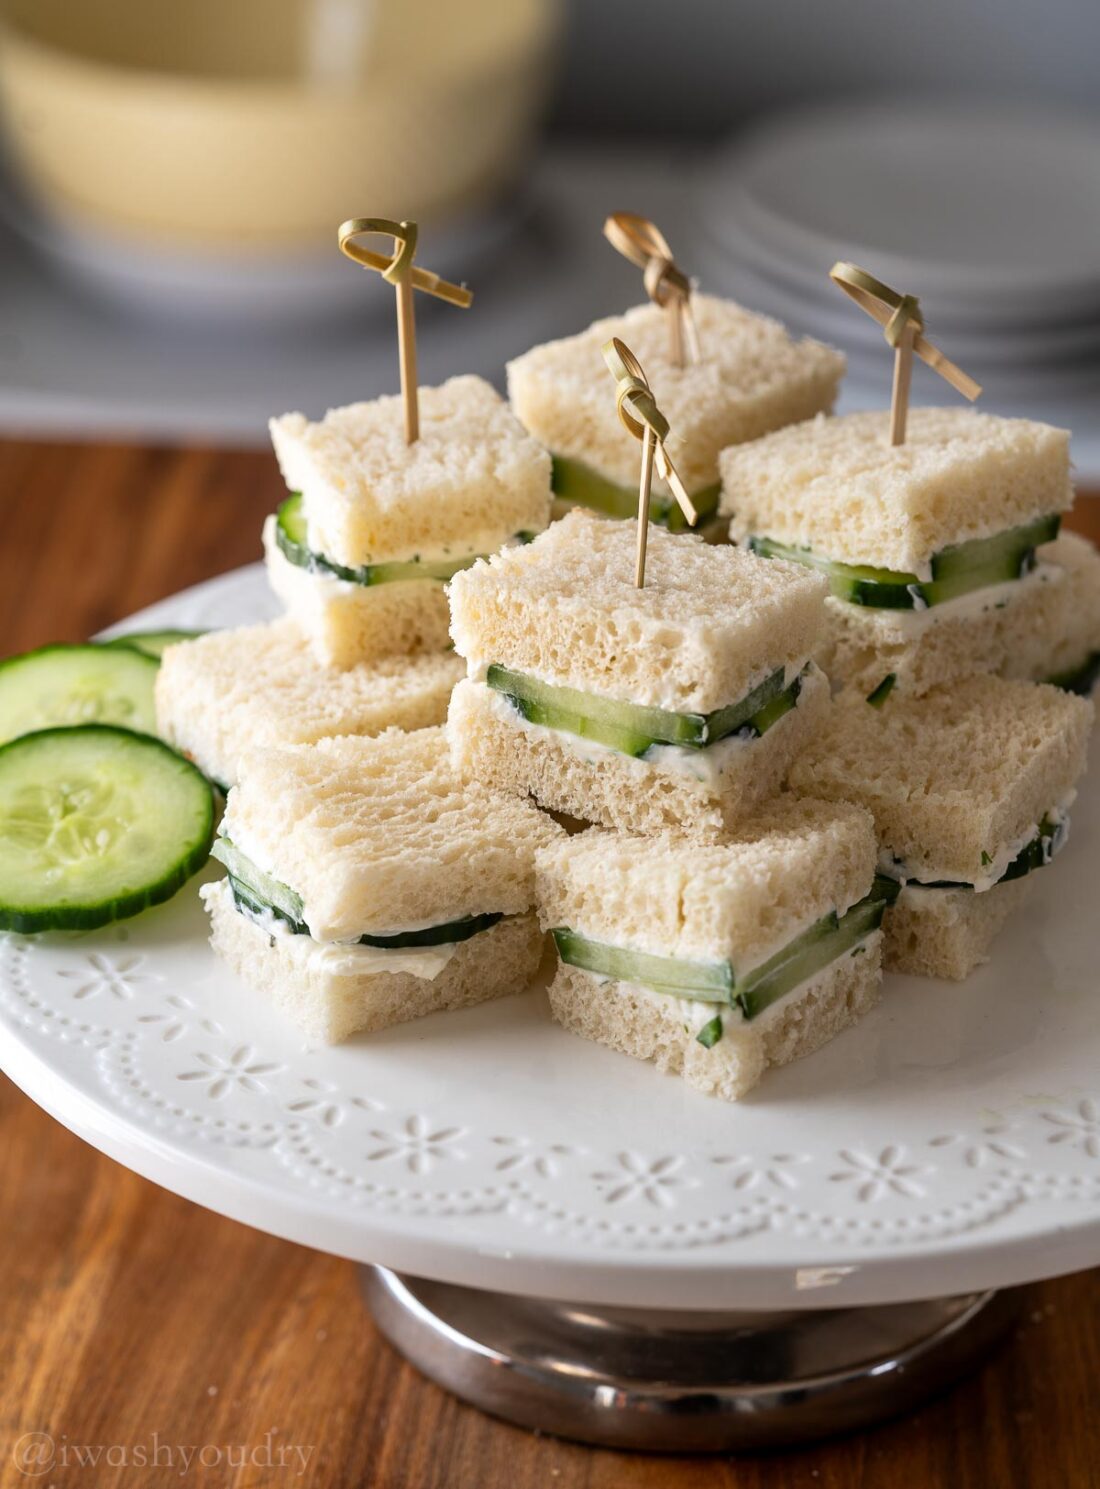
[507,296,844,534]
[534,797,886,1102]
[264,376,552,669]
[790,674,1093,979]
[722,408,1076,698]
[203,726,562,1043]
[155,617,462,790]
[447,510,831,839]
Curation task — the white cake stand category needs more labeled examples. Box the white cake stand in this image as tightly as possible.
[2,566,1098,1449]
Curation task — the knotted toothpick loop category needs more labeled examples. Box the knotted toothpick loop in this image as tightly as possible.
[604,213,700,367]
[338,217,473,444]
[829,262,980,446]
[602,337,698,587]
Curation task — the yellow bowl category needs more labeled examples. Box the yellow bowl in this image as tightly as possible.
[0,0,558,252]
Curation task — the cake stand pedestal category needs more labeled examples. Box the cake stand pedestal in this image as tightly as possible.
[363,1269,1019,1451]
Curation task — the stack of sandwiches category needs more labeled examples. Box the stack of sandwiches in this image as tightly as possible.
[447,511,892,1096]
[172,256,1096,1102]
[720,408,1081,700]
[156,374,553,787]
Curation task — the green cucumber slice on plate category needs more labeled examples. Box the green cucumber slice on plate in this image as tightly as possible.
[0,725,214,933]
[102,629,206,660]
[0,643,159,746]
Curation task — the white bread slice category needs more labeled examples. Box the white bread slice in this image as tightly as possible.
[264,515,453,666]
[721,408,1072,573]
[447,665,830,839]
[448,509,828,712]
[270,375,551,568]
[222,726,562,942]
[883,878,1034,980]
[154,617,461,787]
[789,676,1092,884]
[205,880,544,1043]
[534,796,877,968]
[547,940,882,1103]
[508,296,844,492]
[1003,532,1100,685]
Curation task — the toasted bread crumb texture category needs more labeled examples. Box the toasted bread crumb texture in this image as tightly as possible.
[265,516,453,666]
[448,510,827,711]
[447,668,830,839]
[508,296,844,491]
[206,881,544,1044]
[790,675,1092,882]
[222,727,562,941]
[155,618,461,786]
[547,940,881,1102]
[721,408,1072,572]
[815,558,1072,699]
[883,879,1034,980]
[535,795,875,967]
[270,376,552,567]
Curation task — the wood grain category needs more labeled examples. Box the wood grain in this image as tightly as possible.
[1,439,1098,1489]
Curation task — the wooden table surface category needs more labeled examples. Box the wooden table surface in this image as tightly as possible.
[1,438,1098,1489]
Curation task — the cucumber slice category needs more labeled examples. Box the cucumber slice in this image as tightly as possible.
[866,674,896,708]
[0,643,159,746]
[1047,651,1100,696]
[275,493,503,586]
[102,629,206,660]
[553,879,895,1021]
[931,514,1059,579]
[486,664,798,758]
[212,837,305,928]
[0,725,214,933]
[737,892,888,1020]
[695,1014,723,1048]
[750,515,1061,610]
[551,928,735,1001]
[215,837,505,946]
[552,455,720,532]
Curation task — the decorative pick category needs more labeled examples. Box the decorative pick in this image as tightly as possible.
[338,218,473,445]
[829,262,981,446]
[602,337,697,588]
[603,213,700,369]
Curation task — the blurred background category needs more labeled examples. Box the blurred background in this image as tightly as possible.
[0,0,1098,470]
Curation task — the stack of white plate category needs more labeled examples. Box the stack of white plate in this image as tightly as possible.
[694,102,1100,394]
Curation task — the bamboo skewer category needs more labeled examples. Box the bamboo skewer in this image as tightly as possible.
[338,217,473,445]
[636,423,656,587]
[602,337,696,588]
[603,213,700,368]
[889,323,916,446]
[829,262,981,445]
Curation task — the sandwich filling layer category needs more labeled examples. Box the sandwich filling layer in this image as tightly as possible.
[276,494,533,586]
[482,661,812,766]
[552,877,897,1047]
[749,514,1060,610]
[879,805,1071,894]
[211,838,511,981]
[551,455,721,532]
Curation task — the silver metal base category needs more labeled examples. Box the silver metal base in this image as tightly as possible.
[362,1268,1019,1451]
